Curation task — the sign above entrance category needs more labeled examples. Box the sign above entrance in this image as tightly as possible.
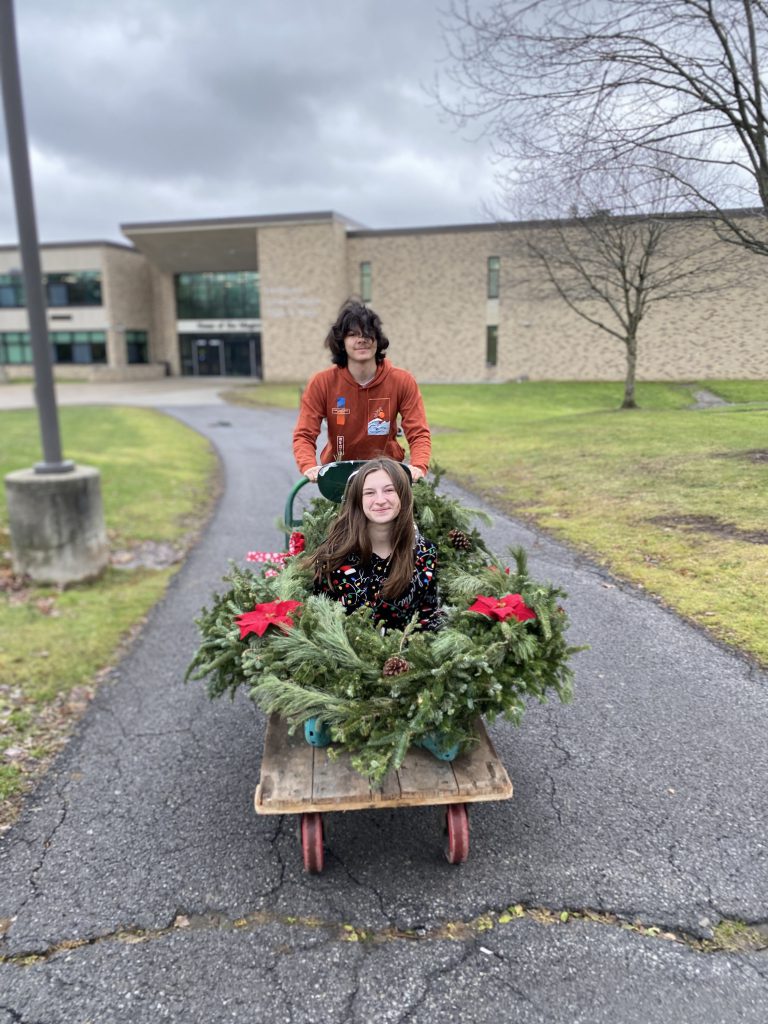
[177,319,261,333]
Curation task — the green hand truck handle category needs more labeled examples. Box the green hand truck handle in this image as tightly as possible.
[284,477,311,547]
[284,461,368,547]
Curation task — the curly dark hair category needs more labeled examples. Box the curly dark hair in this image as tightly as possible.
[324,299,390,367]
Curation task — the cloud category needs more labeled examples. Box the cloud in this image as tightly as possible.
[0,0,496,243]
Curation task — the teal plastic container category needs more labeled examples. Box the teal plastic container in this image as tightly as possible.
[304,717,332,747]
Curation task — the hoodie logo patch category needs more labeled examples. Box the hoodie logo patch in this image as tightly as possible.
[367,397,391,435]
[334,396,351,426]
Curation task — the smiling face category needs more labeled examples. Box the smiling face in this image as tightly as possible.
[343,330,376,366]
[361,468,402,525]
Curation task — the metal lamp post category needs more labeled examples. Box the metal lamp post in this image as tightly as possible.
[1,0,108,583]
[0,0,73,471]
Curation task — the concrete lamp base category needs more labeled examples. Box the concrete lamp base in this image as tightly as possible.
[4,464,109,585]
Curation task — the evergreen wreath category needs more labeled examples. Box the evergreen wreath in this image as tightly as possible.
[186,468,581,784]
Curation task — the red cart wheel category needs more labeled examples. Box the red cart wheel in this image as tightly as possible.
[301,812,324,873]
[444,803,470,864]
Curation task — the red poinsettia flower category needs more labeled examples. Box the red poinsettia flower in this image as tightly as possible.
[467,593,536,623]
[236,599,302,639]
[288,531,305,555]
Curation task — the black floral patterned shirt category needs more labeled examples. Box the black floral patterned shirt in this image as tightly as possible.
[316,533,440,632]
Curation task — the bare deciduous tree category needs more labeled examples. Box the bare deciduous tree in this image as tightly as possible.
[441,0,768,255]
[508,158,735,408]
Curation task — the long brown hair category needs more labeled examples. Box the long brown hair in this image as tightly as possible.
[307,458,415,598]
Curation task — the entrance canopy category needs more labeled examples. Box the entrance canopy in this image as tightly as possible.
[121,211,354,273]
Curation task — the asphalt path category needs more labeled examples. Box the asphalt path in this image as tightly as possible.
[1,395,767,1022]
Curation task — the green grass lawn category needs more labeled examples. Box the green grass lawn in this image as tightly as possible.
[423,380,768,664]
[702,379,768,404]
[233,378,768,664]
[0,406,217,818]
[221,382,306,411]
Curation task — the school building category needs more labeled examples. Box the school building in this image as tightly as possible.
[1,209,765,383]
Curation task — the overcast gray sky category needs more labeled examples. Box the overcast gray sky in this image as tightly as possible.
[0,0,496,244]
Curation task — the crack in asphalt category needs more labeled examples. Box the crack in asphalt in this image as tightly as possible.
[91,700,129,741]
[0,1002,49,1024]
[340,950,364,1024]
[11,785,70,923]
[266,951,298,1024]
[2,901,766,968]
[494,972,540,1010]
[395,941,474,1024]
[327,844,395,930]
[260,816,289,899]
[548,714,573,772]
[542,765,563,827]
[736,956,768,986]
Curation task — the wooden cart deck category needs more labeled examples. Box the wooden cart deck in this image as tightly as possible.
[254,714,513,815]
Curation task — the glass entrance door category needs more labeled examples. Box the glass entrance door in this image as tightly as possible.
[224,337,262,376]
[179,333,262,376]
[193,339,224,376]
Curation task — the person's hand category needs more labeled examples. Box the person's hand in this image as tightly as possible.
[409,466,426,482]
[304,465,322,482]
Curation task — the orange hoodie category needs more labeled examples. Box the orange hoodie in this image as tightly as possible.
[293,360,431,474]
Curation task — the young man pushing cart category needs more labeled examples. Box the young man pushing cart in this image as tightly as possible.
[292,300,431,482]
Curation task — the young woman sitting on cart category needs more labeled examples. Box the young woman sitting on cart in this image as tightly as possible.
[307,457,440,632]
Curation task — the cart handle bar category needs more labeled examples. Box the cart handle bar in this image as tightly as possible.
[283,461,368,546]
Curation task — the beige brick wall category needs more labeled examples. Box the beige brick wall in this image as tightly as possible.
[258,221,349,381]
[265,214,768,384]
[0,245,105,274]
[101,247,154,368]
[502,218,767,381]
[347,230,500,382]
[149,270,179,373]
[347,219,767,383]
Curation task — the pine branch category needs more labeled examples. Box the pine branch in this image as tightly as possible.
[249,675,354,724]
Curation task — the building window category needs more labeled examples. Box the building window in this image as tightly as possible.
[175,271,260,319]
[45,272,102,307]
[1,270,101,308]
[486,325,498,368]
[360,261,372,302]
[0,273,25,308]
[0,331,33,363]
[487,256,500,299]
[126,330,149,364]
[49,330,107,364]
[1,330,107,365]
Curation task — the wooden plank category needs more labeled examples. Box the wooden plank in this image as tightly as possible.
[451,721,513,800]
[374,768,401,803]
[396,745,460,801]
[312,746,372,805]
[254,714,314,813]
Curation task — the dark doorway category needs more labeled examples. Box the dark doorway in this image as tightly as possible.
[179,333,262,377]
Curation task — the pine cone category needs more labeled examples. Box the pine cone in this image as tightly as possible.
[382,655,411,677]
[448,528,472,551]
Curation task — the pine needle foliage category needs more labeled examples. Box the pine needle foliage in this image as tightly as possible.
[187,473,583,783]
